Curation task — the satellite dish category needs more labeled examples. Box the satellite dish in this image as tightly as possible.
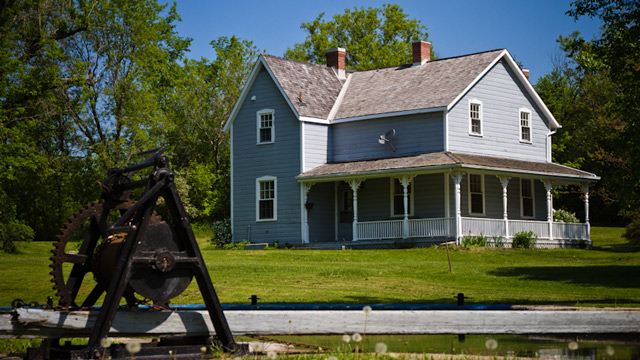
[378,129,396,152]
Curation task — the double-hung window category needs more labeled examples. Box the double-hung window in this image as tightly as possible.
[257,109,274,144]
[469,174,485,215]
[469,100,482,136]
[256,176,276,221]
[391,178,414,217]
[521,178,535,218]
[520,108,532,142]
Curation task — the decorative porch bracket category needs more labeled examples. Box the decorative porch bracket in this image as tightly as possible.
[302,182,315,244]
[581,183,590,241]
[347,179,363,241]
[497,176,511,239]
[543,180,554,241]
[397,175,415,239]
[450,171,464,245]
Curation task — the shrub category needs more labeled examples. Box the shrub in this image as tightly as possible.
[512,231,537,249]
[0,220,34,254]
[623,216,640,245]
[493,236,505,248]
[461,234,487,247]
[211,218,232,248]
[221,240,250,250]
[553,208,579,223]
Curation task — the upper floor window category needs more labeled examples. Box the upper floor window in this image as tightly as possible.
[391,178,414,217]
[468,174,485,215]
[469,100,483,136]
[521,178,535,218]
[520,108,532,143]
[257,109,274,144]
[256,176,277,221]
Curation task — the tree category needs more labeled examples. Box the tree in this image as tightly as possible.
[159,36,261,221]
[0,0,191,241]
[285,4,430,70]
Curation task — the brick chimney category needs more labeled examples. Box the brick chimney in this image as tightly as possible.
[522,68,530,82]
[412,41,431,66]
[326,47,346,79]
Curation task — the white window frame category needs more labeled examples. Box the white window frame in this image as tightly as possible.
[256,176,277,221]
[468,173,485,216]
[519,108,532,143]
[520,178,535,219]
[390,178,415,217]
[256,109,275,145]
[468,99,483,136]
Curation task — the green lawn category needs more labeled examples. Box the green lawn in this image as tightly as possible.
[1,227,638,307]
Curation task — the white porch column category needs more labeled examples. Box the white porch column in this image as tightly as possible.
[451,172,464,245]
[302,182,315,244]
[543,180,554,241]
[348,179,363,241]
[582,183,590,241]
[497,176,511,239]
[398,176,414,239]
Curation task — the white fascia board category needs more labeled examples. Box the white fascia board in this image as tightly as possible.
[223,56,302,133]
[330,107,447,124]
[222,56,263,133]
[457,164,600,182]
[299,116,330,124]
[446,50,561,130]
[500,50,561,130]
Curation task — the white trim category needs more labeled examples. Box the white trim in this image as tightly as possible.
[519,107,533,143]
[327,74,353,121]
[300,121,305,172]
[520,178,536,219]
[467,173,486,216]
[330,106,448,124]
[468,99,483,136]
[444,112,449,151]
[230,126,234,241]
[299,116,330,124]
[390,178,415,217]
[256,108,275,145]
[256,176,277,222]
[446,49,561,130]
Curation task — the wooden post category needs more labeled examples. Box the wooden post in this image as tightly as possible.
[302,182,315,244]
[398,176,414,239]
[497,176,511,241]
[543,181,554,241]
[451,172,463,245]
[348,179,362,241]
[582,183,590,241]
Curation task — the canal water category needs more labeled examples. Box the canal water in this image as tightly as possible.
[260,334,640,359]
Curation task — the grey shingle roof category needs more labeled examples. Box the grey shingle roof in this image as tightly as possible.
[262,54,345,119]
[297,152,598,180]
[334,50,504,119]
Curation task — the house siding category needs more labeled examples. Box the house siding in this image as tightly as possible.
[303,122,329,171]
[447,60,550,162]
[331,112,444,163]
[232,68,302,244]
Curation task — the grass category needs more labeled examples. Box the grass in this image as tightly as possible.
[0,227,638,308]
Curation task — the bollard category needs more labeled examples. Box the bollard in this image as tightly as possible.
[249,295,259,306]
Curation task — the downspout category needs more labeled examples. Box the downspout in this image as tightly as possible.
[546,130,557,163]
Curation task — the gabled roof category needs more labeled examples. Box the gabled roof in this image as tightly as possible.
[224,48,560,132]
[296,152,599,182]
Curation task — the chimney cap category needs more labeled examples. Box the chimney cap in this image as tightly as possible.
[325,47,346,54]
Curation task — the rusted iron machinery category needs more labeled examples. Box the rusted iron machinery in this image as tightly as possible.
[42,148,239,359]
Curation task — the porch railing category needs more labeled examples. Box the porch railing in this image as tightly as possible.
[355,217,590,242]
[409,217,454,238]
[553,222,589,240]
[357,219,403,240]
[461,217,505,237]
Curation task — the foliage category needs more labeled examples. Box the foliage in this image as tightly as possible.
[553,208,580,223]
[211,218,232,248]
[493,236,505,248]
[536,1,640,222]
[623,216,640,246]
[460,234,487,247]
[512,231,538,249]
[221,240,250,250]
[285,4,430,70]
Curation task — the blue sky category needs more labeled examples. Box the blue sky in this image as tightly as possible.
[169,0,602,84]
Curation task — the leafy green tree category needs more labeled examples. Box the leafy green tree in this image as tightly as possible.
[285,4,430,70]
[160,36,261,221]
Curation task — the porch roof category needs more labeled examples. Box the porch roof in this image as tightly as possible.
[297,152,599,182]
